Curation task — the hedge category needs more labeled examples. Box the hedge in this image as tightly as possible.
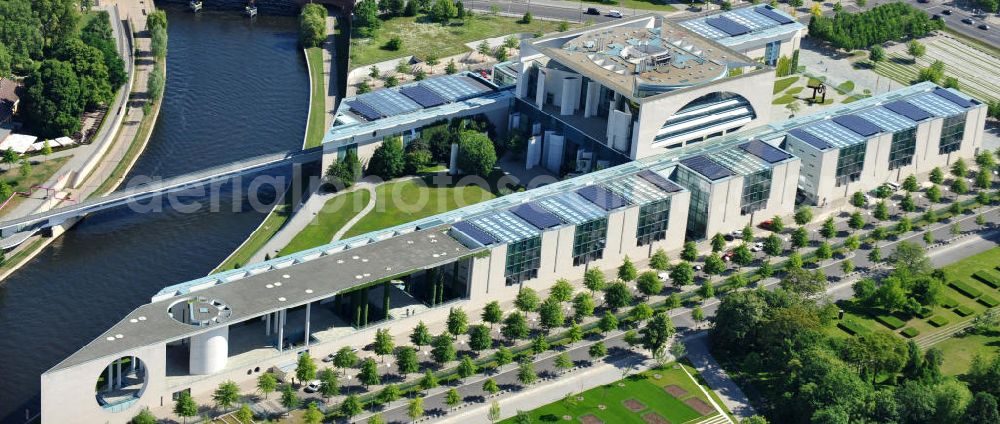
[950,280,983,299]
[978,295,1000,308]
[901,327,921,338]
[876,314,906,330]
[940,297,959,309]
[973,270,1000,288]
[838,320,866,335]
[928,315,950,327]
[955,305,976,317]
[916,307,934,319]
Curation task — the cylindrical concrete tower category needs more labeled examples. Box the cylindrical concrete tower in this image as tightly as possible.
[189,326,229,375]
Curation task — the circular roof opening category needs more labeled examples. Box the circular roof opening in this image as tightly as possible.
[95,356,148,411]
[167,296,232,327]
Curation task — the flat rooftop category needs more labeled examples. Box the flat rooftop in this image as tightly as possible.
[50,229,474,372]
[679,5,805,48]
[531,15,752,98]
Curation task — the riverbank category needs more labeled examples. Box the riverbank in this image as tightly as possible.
[213,11,333,272]
[0,2,165,282]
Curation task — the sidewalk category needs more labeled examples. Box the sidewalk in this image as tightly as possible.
[685,333,756,420]
[322,13,338,129]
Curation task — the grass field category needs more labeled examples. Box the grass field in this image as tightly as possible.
[832,247,1000,341]
[872,35,999,103]
[0,156,72,217]
[343,176,495,238]
[350,14,567,68]
[773,76,799,94]
[499,364,717,424]
[304,47,327,149]
[278,189,371,256]
[934,331,1000,376]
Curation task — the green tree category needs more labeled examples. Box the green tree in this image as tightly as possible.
[952,158,969,177]
[420,369,438,390]
[518,362,537,385]
[132,408,156,424]
[514,287,540,315]
[173,390,198,423]
[354,0,380,33]
[501,311,529,341]
[457,355,478,378]
[618,256,638,281]
[636,271,663,297]
[212,380,240,412]
[430,0,457,23]
[763,234,783,256]
[584,268,606,293]
[296,352,317,383]
[445,59,458,74]
[711,233,727,253]
[538,297,564,331]
[732,244,754,269]
[786,228,805,249]
[704,253,726,276]
[446,307,469,336]
[927,184,942,202]
[640,312,676,355]
[446,388,462,407]
[869,246,883,263]
[495,346,513,369]
[318,367,339,400]
[483,377,500,394]
[963,392,1000,424]
[604,281,632,310]
[549,278,574,302]
[930,167,944,184]
[482,301,503,329]
[598,310,618,333]
[431,332,456,364]
[815,241,833,260]
[681,241,698,261]
[468,324,492,352]
[395,346,419,375]
[333,346,358,375]
[901,193,916,212]
[358,358,381,388]
[795,206,813,225]
[573,292,595,321]
[235,404,253,424]
[488,400,502,422]
[907,40,926,60]
[298,4,326,48]
[692,306,705,327]
[340,394,362,419]
[410,321,432,347]
[457,130,496,176]
[256,372,277,399]
[280,384,300,414]
[368,413,386,424]
[650,248,670,271]
[630,303,654,322]
[373,328,395,362]
[555,352,573,371]
[699,281,716,298]
[24,60,84,137]
[869,45,885,62]
[367,137,405,179]
[589,341,608,359]
[780,267,827,296]
[670,261,694,287]
[303,402,323,424]
[770,215,785,233]
[952,177,969,195]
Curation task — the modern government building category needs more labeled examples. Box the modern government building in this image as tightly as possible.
[40,9,988,423]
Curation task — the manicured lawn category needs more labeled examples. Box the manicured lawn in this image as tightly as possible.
[279,189,371,256]
[772,94,797,105]
[773,76,799,94]
[0,156,72,217]
[343,176,495,238]
[935,331,1000,376]
[350,15,568,68]
[835,80,855,94]
[214,196,294,272]
[581,0,677,12]
[500,364,717,424]
[304,47,327,149]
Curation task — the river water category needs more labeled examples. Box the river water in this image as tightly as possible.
[0,5,309,422]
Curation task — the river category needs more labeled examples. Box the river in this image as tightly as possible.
[0,5,309,422]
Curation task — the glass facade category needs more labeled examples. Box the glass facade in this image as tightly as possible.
[740,169,772,215]
[636,198,671,246]
[888,127,917,170]
[505,236,542,286]
[835,143,866,186]
[675,166,711,240]
[938,114,965,155]
[764,40,781,66]
[572,218,608,266]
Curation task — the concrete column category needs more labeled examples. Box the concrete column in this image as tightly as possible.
[106,365,112,392]
[115,360,122,389]
[449,143,459,175]
[130,356,136,373]
[265,313,271,336]
[189,326,230,375]
[277,309,285,352]
[304,303,311,347]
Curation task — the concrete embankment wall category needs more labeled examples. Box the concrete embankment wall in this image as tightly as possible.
[157,0,352,15]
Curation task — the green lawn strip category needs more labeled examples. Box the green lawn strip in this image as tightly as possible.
[838,319,867,335]
[835,80,855,94]
[928,315,950,327]
[901,327,920,338]
[343,177,495,238]
[875,314,906,330]
[773,76,799,94]
[786,86,805,95]
[350,15,567,69]
[934,332,1000,376]
[977,295,999,308]
[278,189,371,256]
[941,297,959,308]
[950,280,983,299]
[973,270,1000,288]
[304,47,327,149]
[214,199,294,272]
[772,94,797,105]
[580,0,677,11]
[500,366,706,424]
[955,305,976,317]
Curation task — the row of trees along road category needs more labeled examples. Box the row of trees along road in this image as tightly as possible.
[0,0,127,138]
[712,241,1000,424]
[808,3,943,51]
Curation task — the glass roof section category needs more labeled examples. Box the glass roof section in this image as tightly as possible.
[802,120,866,149]
[856,106,917,132]
[755,5,794,24]
[356,89,422,117]
[833,114,882,137]
[705,17,752,36]
[908,91,967,117]
[420,76,492,102]
[708,146,768,175]
[679,5,803,46]
[466,211,539,243]
[729,6,784,29]
[536,192,606,225]
[740,140,792,163]
[680,155,735,180]
[884,100,933,122]
[577,185,629,211]
[510,203,563,229]
[602,175,672,205]
[452,221,496,246]
[934,87,977,108]
[637,169,683,192]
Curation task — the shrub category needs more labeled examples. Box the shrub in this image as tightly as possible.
[838,320,866,335]
[901,327,920,338]
[916,307,934,319]
[941,297,959,308]
[875,314,906,330]
[977,295,1000,308]
[974,270,1000,288]
[386,36,403,51]
[928,315,950,327]
[950,280,983,299]
[955,305,975,317]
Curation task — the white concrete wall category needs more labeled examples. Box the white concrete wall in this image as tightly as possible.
[189,326,229,375]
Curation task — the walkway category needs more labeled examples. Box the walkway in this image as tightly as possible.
[322,13,339,129]
[685,332,756,420]
[331,182,376,241]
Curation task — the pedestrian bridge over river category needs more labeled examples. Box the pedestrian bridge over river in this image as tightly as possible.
[0,147,323,249]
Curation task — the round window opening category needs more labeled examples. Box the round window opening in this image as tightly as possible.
[94,356,148,410]
[167,296,232,327]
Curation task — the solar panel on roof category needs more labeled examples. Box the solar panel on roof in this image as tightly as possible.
[453,221,496,246]
[637,170,682,193]
[885,100,932,122]
[357,90,422,117]
[788,128,832,150]
[510,203,563,229]
[680,155,735,180]
[934,88,977,108]
[755,5,793,24]
[740,140,792,163]
[576,185,628,211]
[705,17,751,36]
[833,115,882,137]
[400,85,447,108]
[347,100,382,121]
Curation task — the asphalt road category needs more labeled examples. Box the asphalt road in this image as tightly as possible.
[904,0,1000,48]
[464,0,622,23]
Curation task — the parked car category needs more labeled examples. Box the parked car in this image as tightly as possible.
[942,9,952,15]
[321,353,335,362]
[608,10,623,18]
[303,380,321,393]
[586,7,600,15]
[932,14,942,20]
[658,271,669,281]
[694,264,703,271]
[980,24,990,30]
[962,17,974,24]
[722,251,735,262]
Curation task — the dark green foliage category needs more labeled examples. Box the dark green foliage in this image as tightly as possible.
[299,4,326,48]
[457,131,497,177]
[24,60,83,137]
[367,137,405,179]
[808,3,942,51]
